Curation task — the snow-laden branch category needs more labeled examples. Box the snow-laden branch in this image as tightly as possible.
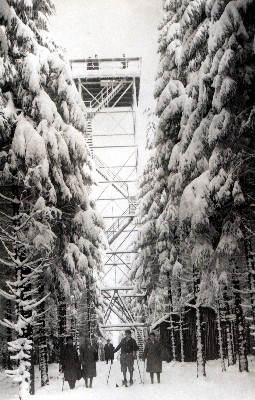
[0,288,16,300]
[0,319,15,330]
[0,239,32,268]
[23,292,50,311]
[7,265,43,288]
[35,306,51,319]
[0,226,16,241]
[0,257,15,268]
[16,254,33,268]
[0,192,20,204]
[184,302,197,309]
[5,281,19,298]
[0,210,15,220]
[14,210,43,232]
[23,287,39,297]
[0,238,16,262]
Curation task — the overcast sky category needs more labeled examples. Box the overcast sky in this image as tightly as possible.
[50,0,163,170]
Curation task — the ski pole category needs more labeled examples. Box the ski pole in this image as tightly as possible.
[62,377,64,391]
[136,358,142,384]
[106,363,112,385]
[143,360,146,385]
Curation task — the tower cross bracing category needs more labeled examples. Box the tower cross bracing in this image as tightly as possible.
[71,57,140,284]
[71,57,147,351]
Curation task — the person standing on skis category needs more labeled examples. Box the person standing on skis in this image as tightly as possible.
[114,329,139,386]
[143,331,162,384]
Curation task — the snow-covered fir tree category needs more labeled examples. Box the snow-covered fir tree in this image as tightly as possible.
[132,0,255,377]
[0,0,105,397]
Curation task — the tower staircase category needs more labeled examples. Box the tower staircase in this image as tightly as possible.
[90,81,126,113]
[106,207,136,245]
[86,117,94,157]
[136,327,146,359]
[94,155,129,199]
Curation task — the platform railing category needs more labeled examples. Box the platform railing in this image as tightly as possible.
[70,57,142,78]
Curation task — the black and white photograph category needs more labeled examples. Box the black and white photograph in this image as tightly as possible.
[0,1,255,399]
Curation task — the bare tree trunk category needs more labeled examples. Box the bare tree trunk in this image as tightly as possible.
[179,312,185,363]
[196,306,206,377]
[244,234,255,326]
[13,183,35,395]
[58,301,66,370]
[22,267,35,395]
[38,284,49,387]
[70,298,79,350]
[86,276,91,340]
[5,300,13,370]
[77,291,88,344]
[193,265,206,377]
[217,301,226,371]
[221,287,235,366]
[231,260,248,372]
[167,272,176,361]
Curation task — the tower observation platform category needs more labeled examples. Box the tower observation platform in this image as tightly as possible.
[71,57,141,110]
[71,57,148,350]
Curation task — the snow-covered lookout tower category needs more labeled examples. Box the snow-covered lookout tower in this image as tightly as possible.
[71,57,147,350]
[71,56,141,283]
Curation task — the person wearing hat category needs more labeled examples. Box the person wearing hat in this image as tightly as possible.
[143,332,162,384]
[59,336,80,389]
[104,339,114,364]
[114,330,139,386]
[80,338,98,388]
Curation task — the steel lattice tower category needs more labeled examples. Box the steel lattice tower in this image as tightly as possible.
[71,57,148,351]
[71,57,141,283]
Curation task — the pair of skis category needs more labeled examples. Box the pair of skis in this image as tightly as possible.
[116,379,135,388]
[107,358,144,387]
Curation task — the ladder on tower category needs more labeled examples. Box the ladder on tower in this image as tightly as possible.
[86,117,94,157]
[90,81,126,113]
[106,207,136,245]
[136,327,146,359]
[94,155,129,199]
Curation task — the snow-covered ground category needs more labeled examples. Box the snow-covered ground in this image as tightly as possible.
[2,357,255,400]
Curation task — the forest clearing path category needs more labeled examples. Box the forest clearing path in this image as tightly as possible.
[2,357,255,400]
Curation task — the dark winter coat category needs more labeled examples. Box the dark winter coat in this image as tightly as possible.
[143,339,162,373]
[80,343,98,378]
[104,343,114,360]
[60,344,80,382]
[114,337,139,354]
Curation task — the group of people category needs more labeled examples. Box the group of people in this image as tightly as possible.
[60,336,98,389]
[60,330,163,389]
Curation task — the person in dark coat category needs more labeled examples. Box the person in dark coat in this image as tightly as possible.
[143,332,162,384]
[60,336,80,389]
[104,339,114,364]
[80,339,98,388]
[114,329,139,385]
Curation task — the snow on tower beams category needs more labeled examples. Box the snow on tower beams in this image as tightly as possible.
[101,323,147,329]
[101,286,138,291]
[101,286,146,323]
[70,57,141,114]
[101,286,147,356]
[71,57,141,83]
[70,56,141,286]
